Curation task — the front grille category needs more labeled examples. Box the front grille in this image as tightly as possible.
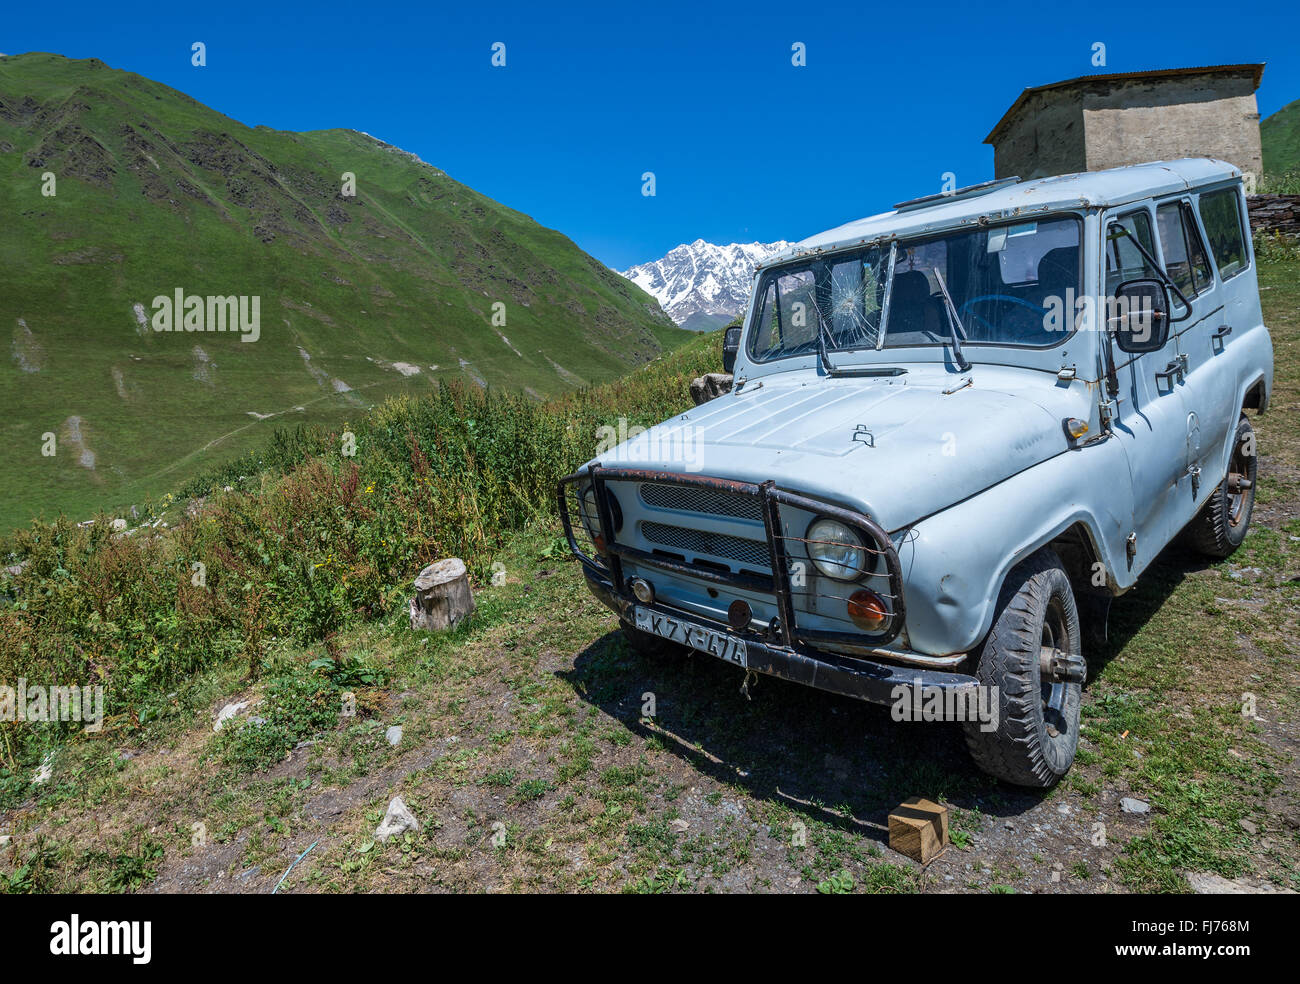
[558,465,907,648]
[639,483,764,522]
[640,520,770,570]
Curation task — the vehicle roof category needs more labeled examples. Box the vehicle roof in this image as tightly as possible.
[763,158,1241,268]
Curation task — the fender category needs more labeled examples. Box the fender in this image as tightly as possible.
[1205,329,1273,490]
[897,440,1133,656]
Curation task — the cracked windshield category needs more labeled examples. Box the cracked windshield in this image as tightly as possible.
[748,215,1083,361]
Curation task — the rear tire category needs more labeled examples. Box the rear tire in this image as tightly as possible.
[963,549,1082,789]
[1189,414,1256,560]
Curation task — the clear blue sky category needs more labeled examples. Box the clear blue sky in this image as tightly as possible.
[5,0,1298,269]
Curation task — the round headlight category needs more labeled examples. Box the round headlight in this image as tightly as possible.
[805,518,867,581]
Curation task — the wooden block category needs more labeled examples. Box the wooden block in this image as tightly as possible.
[888,797,949,864]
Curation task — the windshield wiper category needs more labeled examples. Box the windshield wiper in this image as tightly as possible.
[826,365,908,378]
[932,268,973,373]
[818,328,905,377]
[817,315,837,375]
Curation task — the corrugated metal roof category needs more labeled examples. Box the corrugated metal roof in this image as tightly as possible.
[984,63,1265,145]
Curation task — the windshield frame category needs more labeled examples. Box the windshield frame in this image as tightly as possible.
[746,210,1086,365]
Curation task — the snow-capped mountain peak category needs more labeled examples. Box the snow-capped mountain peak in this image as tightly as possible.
[622,239,791,328]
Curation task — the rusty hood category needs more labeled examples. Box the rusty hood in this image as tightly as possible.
[595,365,1086,532]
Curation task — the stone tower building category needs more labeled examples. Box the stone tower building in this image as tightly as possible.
[985,65,1264,183]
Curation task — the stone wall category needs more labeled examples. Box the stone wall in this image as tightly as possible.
[990,70,1263,183]
[1247,195,1300,238]
[992,89,1087,180]
[1082,73,1262,180]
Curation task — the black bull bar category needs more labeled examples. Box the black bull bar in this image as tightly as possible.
[556,466,978,705]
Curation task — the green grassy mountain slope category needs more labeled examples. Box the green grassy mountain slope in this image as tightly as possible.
[0,52,685,529]
[1262,97,1300,178]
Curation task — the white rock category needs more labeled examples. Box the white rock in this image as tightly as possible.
[32,753,53,785]
[1120,797,1150,814]
[375,796,420,841]
[1186,872,1295,894]
[385,725,403,747]
[111,518,128,531]
[214,700,253,732]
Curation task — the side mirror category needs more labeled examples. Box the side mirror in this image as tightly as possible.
[722,325,742,374]
[1110,279,1171,354]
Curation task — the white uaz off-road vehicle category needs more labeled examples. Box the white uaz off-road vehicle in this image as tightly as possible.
[560,160,1272,787]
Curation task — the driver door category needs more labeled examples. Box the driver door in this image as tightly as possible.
[1103,205,1189,573]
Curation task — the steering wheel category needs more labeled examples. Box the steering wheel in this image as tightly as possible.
[957,294,1051,339]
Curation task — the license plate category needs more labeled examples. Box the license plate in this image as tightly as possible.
[634,606,747,667]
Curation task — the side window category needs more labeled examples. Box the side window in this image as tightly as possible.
[1181,202,1213,292]
[1198,187,1249,281]
[751,281,780,357]
[1156,200,1213,309]
[1105,210,1160,294]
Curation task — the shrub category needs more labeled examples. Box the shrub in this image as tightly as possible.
[0,333,718,782]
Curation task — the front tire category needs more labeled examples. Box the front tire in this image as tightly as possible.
[1188,414,1256,559]
[963,549,1082,789]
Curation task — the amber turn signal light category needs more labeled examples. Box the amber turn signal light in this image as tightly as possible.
[847,589,888,631]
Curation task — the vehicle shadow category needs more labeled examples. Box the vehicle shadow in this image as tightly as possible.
[559,545,1205,845]
[561,633,1019,848]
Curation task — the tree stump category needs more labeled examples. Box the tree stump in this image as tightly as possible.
[409,558,475,632]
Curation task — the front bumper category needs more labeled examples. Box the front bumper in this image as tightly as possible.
[583,568,979,706]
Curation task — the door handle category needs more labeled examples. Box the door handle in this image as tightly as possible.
[1155,355,1186,388]
[1212,324,1233,343]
